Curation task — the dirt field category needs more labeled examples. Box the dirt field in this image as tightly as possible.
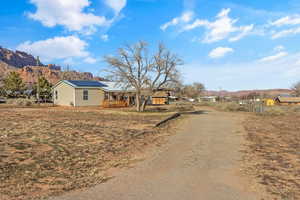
[2,104,299,200]
[0,106,179,200]
[50,108,265,200]
[243,114,300,199]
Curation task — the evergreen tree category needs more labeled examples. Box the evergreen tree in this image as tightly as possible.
[34,76,52,102]
[0,86,5,97]
[3,72,25,97]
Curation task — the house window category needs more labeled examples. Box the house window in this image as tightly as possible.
[83,90,89,100]
[55,90,58,100]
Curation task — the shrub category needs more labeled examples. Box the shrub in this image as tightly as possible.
[257,106,300,116]
[259,107,285,116]
[6,98,34,106]
[289,105,300,113]
[197,102,216,107]
[215,102,247,112]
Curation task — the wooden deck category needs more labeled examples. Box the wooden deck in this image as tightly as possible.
[102,100,129,108]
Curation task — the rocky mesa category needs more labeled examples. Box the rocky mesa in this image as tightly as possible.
[0,46,103,84]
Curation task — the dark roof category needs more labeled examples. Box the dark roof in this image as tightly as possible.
[152,91,169,98]
[54,80,135,92]
[67,80,107,88]
[276,97,300,103]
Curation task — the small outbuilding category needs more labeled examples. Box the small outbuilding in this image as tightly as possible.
[53,80,135,107]
[151,91,170,105]
[275,97,300,105]
[263,98,275,106]
[198,96,217,103]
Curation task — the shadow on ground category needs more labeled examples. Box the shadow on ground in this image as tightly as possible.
[181,110,210,115]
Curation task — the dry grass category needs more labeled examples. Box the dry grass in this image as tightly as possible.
[214,102,248,112]
[198,102,300,116]
[5,99,34,106]
[243,114,300,199]
[197,102,248,112]
[0,106,178,200]
[260,105,300,116]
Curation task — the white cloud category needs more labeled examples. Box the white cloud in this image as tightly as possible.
[161,11,194,31]
[104,0,127,15]
[259,51,288,62]
[84,57,97,64]
[28,0,109,34]
[182,8,253,43]
[17,36,90,62]
[271,15,300,27]
[183,19,209,31]
[271,27,300,39]
[229,24,254,42]
[274,45,285,52]
[209,47,234,59]
[101,34,109,41]
[270,15,300,39]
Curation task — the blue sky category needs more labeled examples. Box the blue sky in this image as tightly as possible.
[1,0,300,90]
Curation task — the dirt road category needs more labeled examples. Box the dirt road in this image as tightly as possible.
[50,109,262,200]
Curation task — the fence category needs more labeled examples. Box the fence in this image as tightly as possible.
[246,102,265,113]
[102,100,128,108]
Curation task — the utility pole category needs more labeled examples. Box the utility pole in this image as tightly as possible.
[36,56,40,105]
[218,86,222,102]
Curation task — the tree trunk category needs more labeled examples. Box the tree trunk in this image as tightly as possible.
[136,93,141,112]
[141,96,149,112]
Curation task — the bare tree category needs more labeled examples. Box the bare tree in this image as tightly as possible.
[180,82,205,99]
[192,82,205,95]
[292,81,300,96]
[104,41,183,112]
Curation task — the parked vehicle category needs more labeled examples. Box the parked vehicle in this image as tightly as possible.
[0,98,6,103]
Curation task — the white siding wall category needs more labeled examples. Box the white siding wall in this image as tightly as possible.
[53,82,75,106]
[74,88,104,106]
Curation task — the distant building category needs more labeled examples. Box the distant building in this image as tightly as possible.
[263,99,275,106]
[278,93,292,97]
[47,64,61,70]
[198,96,217,103]
[52,80,135,107]
[275,97,300,105]
[151,91,170,105]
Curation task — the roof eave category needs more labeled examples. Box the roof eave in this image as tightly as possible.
[63,80,78,88]
[104,89,136,93]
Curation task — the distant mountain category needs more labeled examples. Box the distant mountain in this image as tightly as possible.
[204,89,293,98]
[0,46,104,84]
[0,46,40,68]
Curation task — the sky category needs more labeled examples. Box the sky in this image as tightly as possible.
[1,0,300,91]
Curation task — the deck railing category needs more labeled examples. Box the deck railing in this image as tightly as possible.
[102,100,128,108]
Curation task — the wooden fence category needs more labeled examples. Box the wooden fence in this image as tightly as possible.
[102,100,128,108]
[246,102,265,113]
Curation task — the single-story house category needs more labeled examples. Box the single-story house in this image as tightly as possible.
[275,97,300,105]
[151,91,170,105]
[53,80,135,107]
